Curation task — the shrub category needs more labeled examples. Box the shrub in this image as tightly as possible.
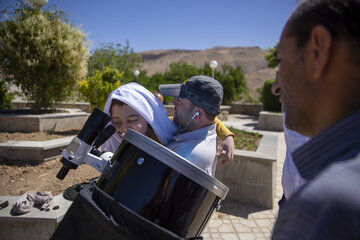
[158,62,200,86]
[143,62,199,104]
[143,61,249,105]
[0,2,88,110]
[256,86,264,103]
[87,41,141,78]
[264,44,279,68]
[262,79,281,112]
[217,64,250,105]
[0,80,13,109]
[78,66,123,110]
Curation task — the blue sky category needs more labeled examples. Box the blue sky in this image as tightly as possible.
[1,0,298,53]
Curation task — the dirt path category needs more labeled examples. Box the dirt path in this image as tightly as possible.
[0,157,100,196]
[0,131,100,196]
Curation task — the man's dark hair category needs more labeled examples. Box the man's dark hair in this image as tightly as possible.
[287,0,360,63]
[204,111,216,122]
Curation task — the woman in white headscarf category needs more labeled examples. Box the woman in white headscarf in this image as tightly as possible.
[101,82,177,153]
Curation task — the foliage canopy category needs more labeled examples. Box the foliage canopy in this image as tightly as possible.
[262,79,281,112]
[0,80,13,109]
[87,41,141,78]
[137,61,250,105]
[83,39,251,108]
[264,44,279,68]
[78,66,122,110]
[0,2,88,110]
[259,44,281,112]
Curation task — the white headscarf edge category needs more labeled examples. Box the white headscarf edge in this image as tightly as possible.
[103,82,177,146]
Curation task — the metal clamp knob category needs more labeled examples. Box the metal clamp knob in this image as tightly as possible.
[137,157,145,165]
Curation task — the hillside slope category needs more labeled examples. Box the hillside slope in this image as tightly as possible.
[138,46,277,100]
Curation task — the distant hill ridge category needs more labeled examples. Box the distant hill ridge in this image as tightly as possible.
[138,46,277,100]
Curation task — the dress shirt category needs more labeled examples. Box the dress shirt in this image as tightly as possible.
[272,110,360,240]
[282,112,310,200]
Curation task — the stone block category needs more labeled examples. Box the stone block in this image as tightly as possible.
[256,111,283,131]
[11,100,91,113]
[215,134,277,208]
[0,137,73,162]
[0,109,89,132]
[224,182,273,208]
[0,194,72,240]
[229,103,263,116]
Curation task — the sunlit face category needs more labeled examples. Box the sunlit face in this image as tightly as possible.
[172,97,196,129]
[276,24,315,134]
[110,103,149,137]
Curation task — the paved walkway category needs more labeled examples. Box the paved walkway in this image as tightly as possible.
[202,114,286,240]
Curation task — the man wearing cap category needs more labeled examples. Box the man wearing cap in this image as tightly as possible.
[159,75,223,176]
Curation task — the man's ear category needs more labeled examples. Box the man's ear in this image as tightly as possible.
[307,25,332,80]
[197,107,205,118]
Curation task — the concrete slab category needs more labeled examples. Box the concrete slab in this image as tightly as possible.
[0,194,72,240]
[0,137,74,162]
[257,111,283,131]
[230,103,263,116]
[11,100,91,113]
[0,108,89,132]
[215,133,277,208]
[257,133,278,159]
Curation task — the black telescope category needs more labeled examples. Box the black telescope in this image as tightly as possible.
[56,107,114,180]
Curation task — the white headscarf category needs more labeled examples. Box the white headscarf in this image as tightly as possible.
[101,82,177,153]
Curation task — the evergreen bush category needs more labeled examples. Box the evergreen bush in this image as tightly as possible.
[262,79,281,112]
[0,81,13,109]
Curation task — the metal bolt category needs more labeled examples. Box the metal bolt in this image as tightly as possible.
[137,157,145,165]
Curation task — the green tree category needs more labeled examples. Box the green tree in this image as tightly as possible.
[161,62,199,84]
[147,72,164,90]
[145,61,249,105]
[198,63,249,104]
[262,79,281,112]
[218,64,249,104]
[87,41,142,78]
[0,2,88,110]
[78,66,123,110]
[261,44,281,111]
[145,62,199,104]
[264,44,279,68]
[0,80,13,109]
